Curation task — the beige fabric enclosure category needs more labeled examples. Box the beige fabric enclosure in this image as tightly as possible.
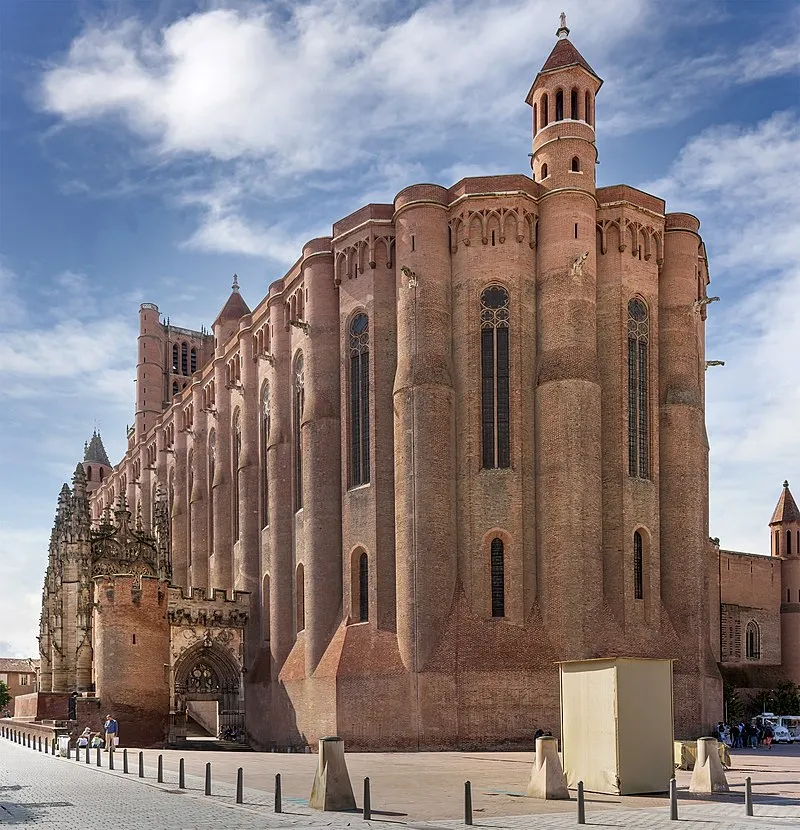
[559,657,674,795]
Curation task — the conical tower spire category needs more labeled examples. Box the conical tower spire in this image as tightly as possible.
[83,430,111,466]
[770,480,800,557]
[771,481,800,525]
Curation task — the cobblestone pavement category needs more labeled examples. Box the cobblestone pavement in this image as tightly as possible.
[3,738,800,829]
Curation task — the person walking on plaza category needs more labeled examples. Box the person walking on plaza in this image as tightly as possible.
[103,714,118,751]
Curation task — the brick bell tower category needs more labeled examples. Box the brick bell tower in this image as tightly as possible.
[526,15,604,656]
[772,481,800,685]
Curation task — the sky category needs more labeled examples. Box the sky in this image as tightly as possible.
[1,0,798,658]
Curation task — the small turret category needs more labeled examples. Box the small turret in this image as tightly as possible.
[213,274,251,351]
[770,480,800,557]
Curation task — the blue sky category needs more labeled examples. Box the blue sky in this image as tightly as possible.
[1,0,798,657]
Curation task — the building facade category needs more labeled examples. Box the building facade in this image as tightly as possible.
[38,22,734,747]
[0,659,38,715]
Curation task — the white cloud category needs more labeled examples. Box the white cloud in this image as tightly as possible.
[645,110,800,554]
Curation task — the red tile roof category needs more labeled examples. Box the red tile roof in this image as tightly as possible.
[770,482,800,524]
[539,38,600,81]
[0,658,38,673]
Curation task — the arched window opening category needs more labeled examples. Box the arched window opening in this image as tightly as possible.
[349,313,370,487]
[585,91,592,126]
[570,88,579,119]
[555,89,564,121]
[627,298,650,479]
[541,93,549,128]
[788,530,793,556]
[296,563,305,632]
[358,553,369,622]
[172,344,179,373]
[775,530,780,555]
[571,156,581,172]
[172,381,179,397]
[490,538,505,617]
[541,163,548,179]
[261,385,270,529]
[181,342,188,375]
[190,348,197,374]
[745,621,760,660]
[99,467,104,481]
[262,574,271,644]
[232,411,241,541]
[87,466,92,481]
[208,431,216,555]
[294,354,305,511]
[633,531,644,600]
[481,286,511,469]
[532,103,537,135]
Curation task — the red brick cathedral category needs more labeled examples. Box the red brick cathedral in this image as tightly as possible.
[38,20,726,748]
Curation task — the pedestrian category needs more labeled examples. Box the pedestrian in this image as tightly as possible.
[77,727,91,749]
[764,723,774,750]
[103,714,119,751]
[90,733,104,749]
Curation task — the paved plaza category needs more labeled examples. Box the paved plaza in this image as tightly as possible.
[3,737,800,828]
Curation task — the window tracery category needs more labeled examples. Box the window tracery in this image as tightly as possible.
[294,354,304,510]
[349,313,370,487]
[627,298,650,479]
[491,538,505,617]
[481,287,510,469]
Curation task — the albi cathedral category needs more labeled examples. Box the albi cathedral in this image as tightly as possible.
[37,19,800,748]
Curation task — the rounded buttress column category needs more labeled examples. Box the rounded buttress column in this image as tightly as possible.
[301,238,343,676]
[189,382,209,590]
[172,419,189,588]
[211,356,233,591]
[393,184,457,672]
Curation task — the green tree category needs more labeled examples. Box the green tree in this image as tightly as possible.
[0,681,10,710]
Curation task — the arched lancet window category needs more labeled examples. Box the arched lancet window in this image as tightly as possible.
[261,384,270,529]
[349,313,370,487]
[168,470,174,519]
[172,344,179,373]
[541,93,549,128]
[99,467,104,481]
[571,156,580,172]
[87,466,92,481]
[491,538,505,617]
[633,530,644,600]
[585,91,592,126]
[232,411,241,541]
[181,342,188,375]
[296,563,305,632]
[208,431,216,555]
[570,87,578,119]
[358,552,369,623]
[481,286,510,469]
[532,103,537,135]
[541,163,548,179]
[555,89,564,121]
[775,530,780,555]
[293,354,305,511]
[187,452,193,566]
[172,381,179,397]
[745,620,760,660]
[190,348,197,374]
[788,530,793,556]
[262,574,271,644]
[627,298,650,479]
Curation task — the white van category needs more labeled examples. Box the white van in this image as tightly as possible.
[777,716,800,741]
[759,714,793,744]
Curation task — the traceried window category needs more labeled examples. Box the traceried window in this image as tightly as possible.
[294,354,305,511]
[181,342,188,375]
[633,530,644,600]
[172,344,179,373]
[491,538,505,617]
[261,384,270,529]
[349,313,370,487]
[190,348,197,374]
[232,411,241,541]
[745,620,760,660]
[481,286,510,469]
[358,552,369,622]
[627,298,650,479]
[187,662,217,692]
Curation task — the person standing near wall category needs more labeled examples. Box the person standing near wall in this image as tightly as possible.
[103,714,118,751]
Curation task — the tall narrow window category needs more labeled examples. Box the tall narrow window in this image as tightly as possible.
[172,381,179,397]
[745,621,760,659]
[555,89,564,121]
[181,342,188,375]
[349,313,370,487]
[481,286,510,469]
[296,563,305,632]
[232,411,241,541]
[358,552,369,622]
[294,354,305,510]
[789,530,793,556]
[585,91,592,125]
[570,87,578,119]
[532,103,537,135]
[775,530,780,555]
[627,298,650,479]
[261,384,270,528]
[262,574,271,644]
[208,431,216,555]
[633,530,644,600]
[172,344,179,373]
[541,93,549,128]
[190,348,197,374]
[491,538,505,617]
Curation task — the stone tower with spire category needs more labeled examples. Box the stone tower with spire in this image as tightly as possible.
[772,481,800,684]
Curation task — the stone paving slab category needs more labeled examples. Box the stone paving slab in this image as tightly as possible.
[4,737,800,829]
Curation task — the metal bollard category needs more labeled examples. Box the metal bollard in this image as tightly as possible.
[236,767,243,803]
[577,780,586,825]
[96,747,101,767]
[464,781,473,826]
[85,743,90,764]
[179,758,185,789]
[66,742,71,760]
[38,736,42,752]
[123,748,129,774]
[76,745,81,763]
[205,762,212,796]
[157,754,163,783]
[745,776,753,816]
[109,747,114,770]
[138,751,144,778]
[363,777,371,821]
[274,773,282,813]
[669,777,678,821]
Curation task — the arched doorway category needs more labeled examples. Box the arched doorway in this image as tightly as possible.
[173,638,245,743]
